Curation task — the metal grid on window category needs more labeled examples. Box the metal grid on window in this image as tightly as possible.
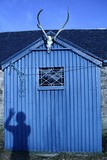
[39,67,64,86]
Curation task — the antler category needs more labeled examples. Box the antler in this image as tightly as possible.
[54,9,70,40]
[37,9,48,38]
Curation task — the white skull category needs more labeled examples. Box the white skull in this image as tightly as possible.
[46,36,53,53]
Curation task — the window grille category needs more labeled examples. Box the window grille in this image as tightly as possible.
[39,67,64,86]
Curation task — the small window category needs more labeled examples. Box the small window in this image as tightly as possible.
[39,67,64,86]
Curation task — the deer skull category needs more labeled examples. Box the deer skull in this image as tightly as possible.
[46,36,53,53]
[37,9,69,53]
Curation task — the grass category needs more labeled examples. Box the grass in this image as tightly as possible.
[0,127,107,160]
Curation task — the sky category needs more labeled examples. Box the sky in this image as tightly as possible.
[0,0,107,32]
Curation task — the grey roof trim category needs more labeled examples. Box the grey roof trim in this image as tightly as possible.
[103,60,107,66]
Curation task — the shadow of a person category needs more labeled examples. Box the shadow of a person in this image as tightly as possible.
[5,108,31,160]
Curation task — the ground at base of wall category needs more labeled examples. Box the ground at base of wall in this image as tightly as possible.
[1,152,107,160]
[102,130,107,152]
[1,128,107,160]
[0,127,4,152]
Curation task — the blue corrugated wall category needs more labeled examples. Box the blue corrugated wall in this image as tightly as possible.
[4,42,102,152]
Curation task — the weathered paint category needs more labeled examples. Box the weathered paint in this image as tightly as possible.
[4,41,102,152]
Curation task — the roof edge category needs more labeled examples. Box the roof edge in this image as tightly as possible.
[57,34,103,61]
[103,60,107,66]
[54,36,102,67]
[1,37,44,70]
[1,30,103,69]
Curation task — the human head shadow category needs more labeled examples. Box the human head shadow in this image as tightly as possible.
[5,109,31,160]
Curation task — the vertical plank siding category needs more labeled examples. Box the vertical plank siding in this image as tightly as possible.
[4,43,102,152]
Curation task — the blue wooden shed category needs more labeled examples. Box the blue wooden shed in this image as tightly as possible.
[1,30,102,152]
